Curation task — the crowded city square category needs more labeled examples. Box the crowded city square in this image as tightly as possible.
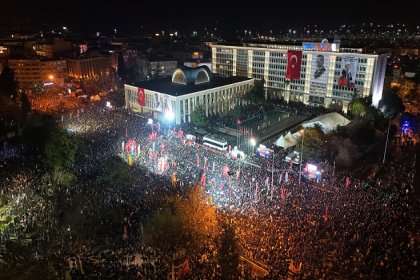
[0,93,418,280]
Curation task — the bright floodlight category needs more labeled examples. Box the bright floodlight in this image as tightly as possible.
[250,138,256,146]
[106,101,112,108]
[147,118,153,125]
[165,111,175,121]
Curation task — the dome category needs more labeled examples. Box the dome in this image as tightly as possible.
[172,66,212,85]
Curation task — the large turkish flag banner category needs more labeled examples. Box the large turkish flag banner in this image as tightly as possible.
[286,50,302,80]
[137,88,145,106]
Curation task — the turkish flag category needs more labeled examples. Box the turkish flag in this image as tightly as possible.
[286,50,302,80]
[137,88,145,106]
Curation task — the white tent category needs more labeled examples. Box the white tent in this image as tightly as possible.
[275,132,297,148]
[302,112,350,133]
[285,131,297,145]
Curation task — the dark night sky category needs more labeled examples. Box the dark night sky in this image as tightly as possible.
[2,0,418,35]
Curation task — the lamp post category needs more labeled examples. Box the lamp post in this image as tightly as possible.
[249,138,256,156]
[298,129,305,186]
[271,149,275,189]
[165,111,175,135]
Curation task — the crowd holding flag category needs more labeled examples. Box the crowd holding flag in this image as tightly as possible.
[201,173,206,188]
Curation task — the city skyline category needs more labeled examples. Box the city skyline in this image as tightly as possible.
[2,0,419,35]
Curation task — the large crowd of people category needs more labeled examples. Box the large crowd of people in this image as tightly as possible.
[0,103,418,279]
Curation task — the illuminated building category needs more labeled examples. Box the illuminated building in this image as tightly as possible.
[67,56,111,80]
[212,41,387,111]
[124,66,254,124]
[34,38,72,58]
[8,58,67,88]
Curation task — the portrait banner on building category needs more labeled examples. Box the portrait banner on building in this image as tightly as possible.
[338,56,358,89]
[286,50,302,80]
[153,92,172,113]
[311,53,329,83]
[310,53,330,92]
[137,88,146,106]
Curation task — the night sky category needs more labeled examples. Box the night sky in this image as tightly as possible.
[2,0,418,35]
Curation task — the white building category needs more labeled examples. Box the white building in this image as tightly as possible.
[124,66,254,125]
[212,41,387,111]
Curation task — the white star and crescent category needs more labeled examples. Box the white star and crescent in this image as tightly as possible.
[290,55,298,68]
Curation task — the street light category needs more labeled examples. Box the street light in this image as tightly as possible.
[383,115,392,164]
[165,111,175,134]
[298,129,305,186]
[271,149,275,189]
[249,138,256,155]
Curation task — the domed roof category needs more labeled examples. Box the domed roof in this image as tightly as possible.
[172,66,212,85]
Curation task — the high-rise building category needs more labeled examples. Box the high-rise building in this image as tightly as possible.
[212,41,386,111]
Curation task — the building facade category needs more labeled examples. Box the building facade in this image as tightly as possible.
[8,58,67,88]
[125,66,254,125]
[212,42,387,111]
[34,38,73,58]
[67,56,111,80]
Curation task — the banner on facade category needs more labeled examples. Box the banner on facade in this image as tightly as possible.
[286,50,302,80]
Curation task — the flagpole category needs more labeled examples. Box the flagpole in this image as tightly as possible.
[298,129,305,187]
[271,150,274,189]
[383,116,392,164]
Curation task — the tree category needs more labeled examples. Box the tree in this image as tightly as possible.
[378,91,405,118]
[190,105,208,128]
[117,52,127,81]
[20,91,31,119]
[232,104,241,120]
[349,98,368,118]
[142,186,217,255]
[217,224,240,280]
[345,119,377,147]
[142,206,184,255]
[296,126,328,161]
[246,79,265,102]
[0,67,20,128]
[100,155,134,186]
[42,125,79,169]
[127,64,140,84]
[0,66,17,98]
[176,186,217,250]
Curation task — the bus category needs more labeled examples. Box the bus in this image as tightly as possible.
[202,134,228,151]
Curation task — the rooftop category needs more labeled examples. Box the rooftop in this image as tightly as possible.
[130,75,252,97]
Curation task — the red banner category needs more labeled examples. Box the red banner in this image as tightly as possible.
[137,88,145,106]
[286,50,302,80]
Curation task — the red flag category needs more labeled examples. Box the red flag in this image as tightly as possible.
[323,206,329,221]
[280,186,286,200]
[345,177,350,189]
[286,50,302,80]
[137,88,146,106]
[222,164,229,177]
[201,173,206,187]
